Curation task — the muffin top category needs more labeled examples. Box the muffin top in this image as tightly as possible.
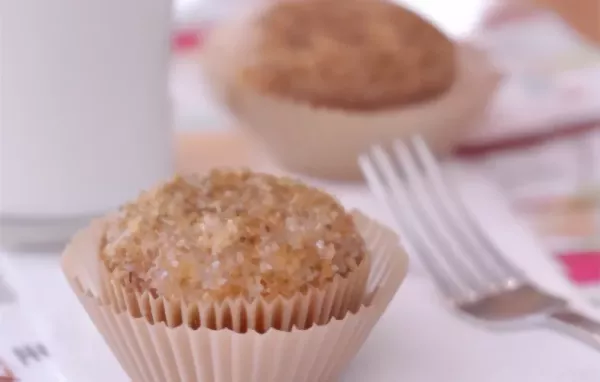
[238,0,456,110]
[101,169,367,303]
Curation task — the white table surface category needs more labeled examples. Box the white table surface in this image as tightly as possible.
[1,165,599,382]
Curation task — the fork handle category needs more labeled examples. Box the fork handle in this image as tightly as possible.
[547,309,600,351]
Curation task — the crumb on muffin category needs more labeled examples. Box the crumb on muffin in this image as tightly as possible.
[101,169,367,303]
[238,0,456,111]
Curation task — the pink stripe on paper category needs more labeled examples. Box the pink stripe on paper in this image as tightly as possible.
[558,251,600,285]
[172,28,210,52]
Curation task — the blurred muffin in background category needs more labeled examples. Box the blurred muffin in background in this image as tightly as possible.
[241,0,456,110]
[204,0,501,179]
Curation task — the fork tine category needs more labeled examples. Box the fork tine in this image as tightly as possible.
[410,136,524,286]
[391,140,496,293]
[359,146,472,302]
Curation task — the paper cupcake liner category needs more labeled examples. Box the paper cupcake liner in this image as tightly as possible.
[62,211,408,382]
[96,245,370,332]
[202,22,502,180]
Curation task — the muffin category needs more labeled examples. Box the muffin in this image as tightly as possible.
[61,169,409,382]
[240,0,456,110]
[99,169,369,330]
[203,0,501,179]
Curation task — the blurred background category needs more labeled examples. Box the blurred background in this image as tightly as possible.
[0,0,599,380]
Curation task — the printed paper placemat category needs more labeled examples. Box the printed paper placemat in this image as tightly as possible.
[472,129,600,306]
[0,267,64,382]
[464,5,600,148]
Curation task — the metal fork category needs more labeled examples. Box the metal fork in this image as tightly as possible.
[359,136,600,351]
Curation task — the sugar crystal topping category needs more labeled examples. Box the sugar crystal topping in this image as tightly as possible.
[101,169,367,302]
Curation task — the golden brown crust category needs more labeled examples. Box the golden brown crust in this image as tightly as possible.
[238,0,456,111]
[100,169,367,303]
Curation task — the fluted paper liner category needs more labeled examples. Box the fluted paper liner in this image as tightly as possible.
[62,211,408,382]
[96,244,370,332]
[202,21,502,179]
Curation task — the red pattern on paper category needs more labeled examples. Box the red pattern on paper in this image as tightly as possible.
[455,123,600,156]
[558,251,600,284]
[173,28,208,52]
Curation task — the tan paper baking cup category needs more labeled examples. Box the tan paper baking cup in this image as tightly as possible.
[95,243,370,333]
[202,22,502,180]
[62,211,408,382]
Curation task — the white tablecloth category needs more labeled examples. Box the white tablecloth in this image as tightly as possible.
[1,166,599,382]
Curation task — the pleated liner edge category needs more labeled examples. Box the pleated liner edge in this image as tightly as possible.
[61,210,409,382]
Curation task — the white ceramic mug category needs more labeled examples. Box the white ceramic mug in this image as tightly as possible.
[0,0,174,246]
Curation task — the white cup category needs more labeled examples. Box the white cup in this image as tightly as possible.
[0,0,174,245]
